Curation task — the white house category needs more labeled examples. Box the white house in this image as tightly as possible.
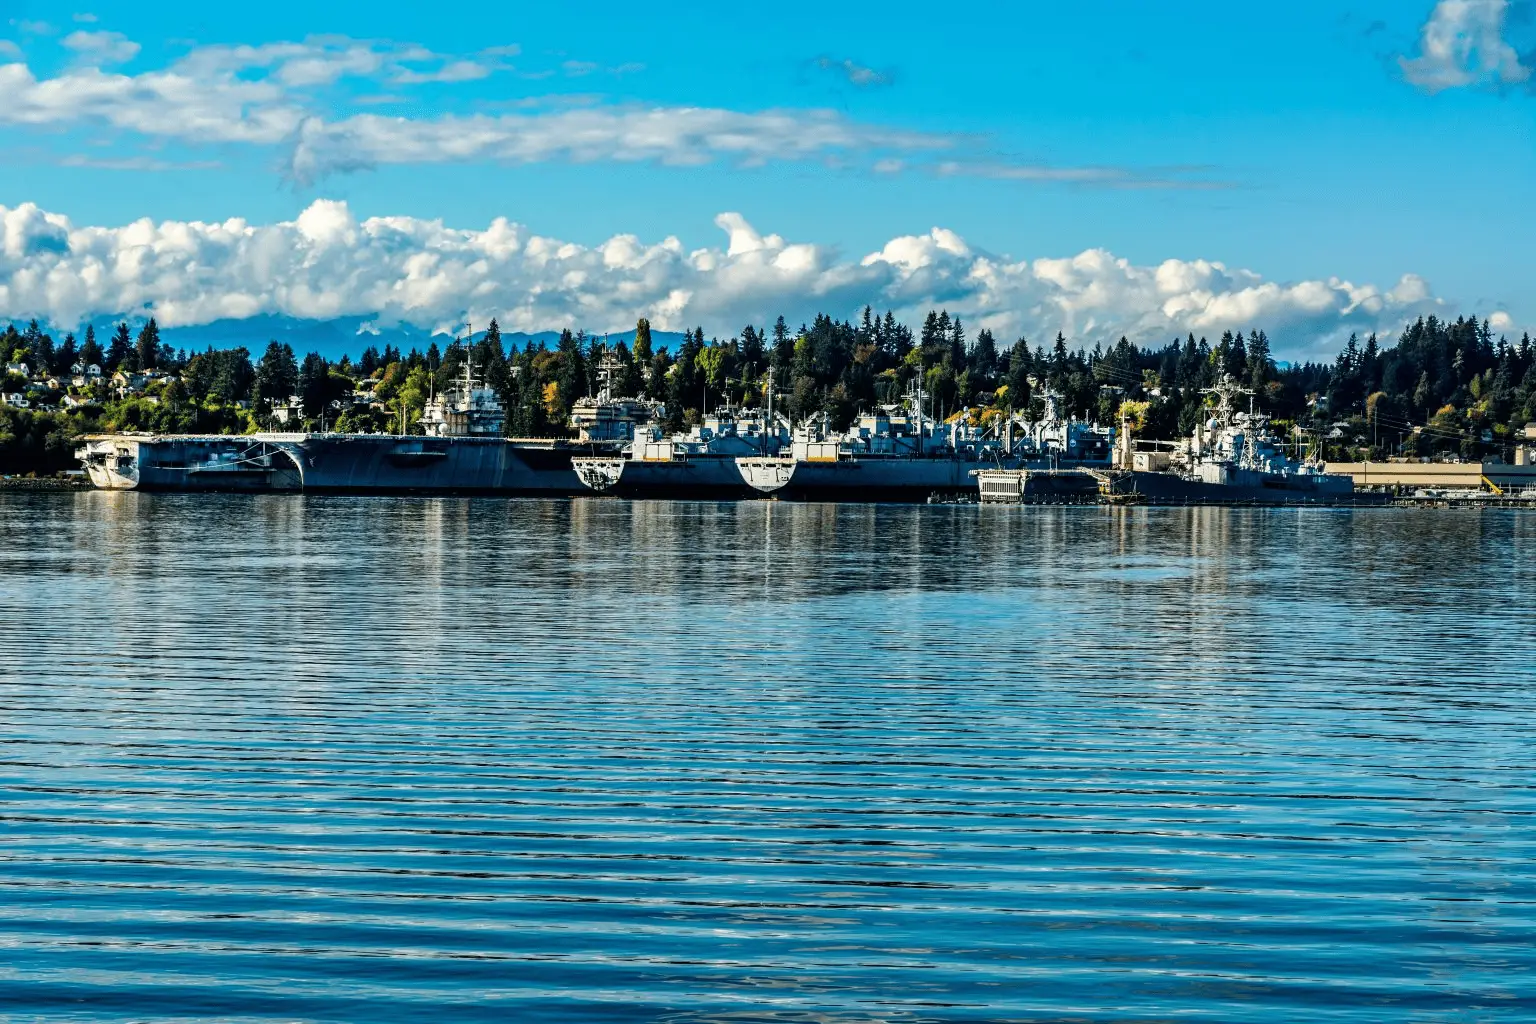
[5,362,29,378]
[2,393,30,409]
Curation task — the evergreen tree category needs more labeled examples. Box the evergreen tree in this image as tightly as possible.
[107,323,133,372]
[633,318,654,364]
[255,342,299,404]
[55,333,78,376]
[135,318,161,371]
[1247,329,1272,395]
[1006,338,1032,413]
[298,352,331,418]
[79,325,103,369]
[973,329,999,386]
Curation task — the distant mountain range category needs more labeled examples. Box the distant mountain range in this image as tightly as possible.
[26,315,686,362]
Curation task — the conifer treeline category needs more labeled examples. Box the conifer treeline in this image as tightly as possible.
[4,308,1535,474]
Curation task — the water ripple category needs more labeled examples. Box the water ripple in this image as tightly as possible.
[1,494,1533,1022]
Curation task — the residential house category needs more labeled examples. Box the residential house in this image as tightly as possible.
[111,371,147,397]
[2,393,29,409]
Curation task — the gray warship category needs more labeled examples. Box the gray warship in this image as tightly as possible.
[737,385,1112,502]
[573,409,788,500]
[77,359,626,495]
[978,375,1378,506]
[1113,375,1372,504]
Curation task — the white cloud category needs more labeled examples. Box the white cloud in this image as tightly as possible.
[0,34,1186,187]
[73,13,99,23]
[0,201,1478,357]
[62,30,140,65]
[0,39,22,60]
[1400,0,1531,92]
[288,106,953,183]
[60,154,223,171]
[171,36,434,87]
[0,61,302,143]
[391,60,490,85]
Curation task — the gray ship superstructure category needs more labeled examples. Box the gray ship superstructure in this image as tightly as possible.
[1118,374,1363,503]
[77,356,624,495]
[979,374,1373,505]
[738,384,1112,502]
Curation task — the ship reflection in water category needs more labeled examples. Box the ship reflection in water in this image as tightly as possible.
[2,496,1533,1022]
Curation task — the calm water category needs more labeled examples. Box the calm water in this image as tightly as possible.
[1,494,1534,1023]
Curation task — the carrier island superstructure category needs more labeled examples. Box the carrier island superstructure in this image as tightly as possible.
[77,359,625,495]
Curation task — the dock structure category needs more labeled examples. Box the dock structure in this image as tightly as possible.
[974,468,1102,505]
[1324,460,1536,495]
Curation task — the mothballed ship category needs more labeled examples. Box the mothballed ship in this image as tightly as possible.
[1115,374,1369,504]
[573,410,788,500]
[979,374,1378,506]
[736,386,1112,503]
[77,360,628,495]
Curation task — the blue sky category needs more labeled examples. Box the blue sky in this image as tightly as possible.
[0,0,1531,356]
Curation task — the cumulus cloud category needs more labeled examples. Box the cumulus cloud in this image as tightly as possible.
[1400,0,1532,92]
[61,29,140,65]
[0,200,1480,358]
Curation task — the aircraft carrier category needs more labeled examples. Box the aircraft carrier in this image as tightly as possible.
[76,361,613,496]
[76,432,595,494]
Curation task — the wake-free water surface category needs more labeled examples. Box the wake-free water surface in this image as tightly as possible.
[1,494,1533,1022]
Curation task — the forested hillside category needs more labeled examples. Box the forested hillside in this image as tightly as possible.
[4,309,1533,475]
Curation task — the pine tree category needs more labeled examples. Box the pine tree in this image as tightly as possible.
[135,318,161,371]
[255,342,299,404]
[973,329,999,386]
[1247,329,1272,395]
[298,352,330,418]
[1006,338,1032,413]
[79,325,103,369]
[107,323,134,371]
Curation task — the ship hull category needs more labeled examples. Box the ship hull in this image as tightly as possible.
[1123,470,1386,506]
[78,434,592,495]
[741,457,1014,503]
[575,456,754,500]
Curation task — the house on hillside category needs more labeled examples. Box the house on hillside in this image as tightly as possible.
[111,371,147,396]
[2,393,30,409]
[270,397,305,425]
[5,362,29,379]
